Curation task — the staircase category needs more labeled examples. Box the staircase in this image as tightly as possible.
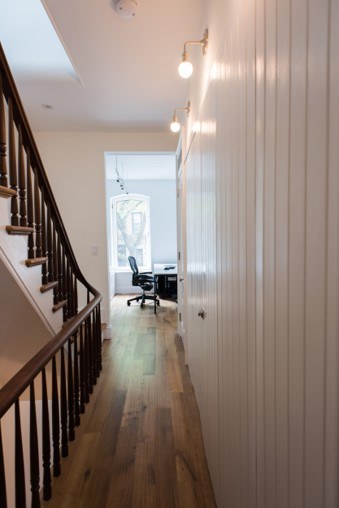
[0,44,103,507]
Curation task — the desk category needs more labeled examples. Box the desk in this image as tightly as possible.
[153,264,177,300]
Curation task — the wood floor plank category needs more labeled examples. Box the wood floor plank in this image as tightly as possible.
[42,296,216,508]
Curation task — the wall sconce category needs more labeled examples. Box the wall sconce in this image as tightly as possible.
[178,29,208,79]
[170,101,191,133]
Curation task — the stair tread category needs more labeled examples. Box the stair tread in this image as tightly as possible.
[6,225,34,235]
[25,257,48,267]
[40,281,58,293]
[52,300,67,313]
[0,185,16,199]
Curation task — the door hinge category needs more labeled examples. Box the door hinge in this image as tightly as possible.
[179,312,182,321]
[178,251,181,261]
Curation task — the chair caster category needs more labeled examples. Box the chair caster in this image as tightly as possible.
[157,300,160,306]
[127,301,131,306]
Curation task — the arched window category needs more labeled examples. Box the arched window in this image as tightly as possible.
[112,194,151,271]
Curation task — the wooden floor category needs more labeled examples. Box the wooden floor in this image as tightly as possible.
[43,296,216,508]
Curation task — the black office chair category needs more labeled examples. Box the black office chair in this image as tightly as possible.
[127,256,160,313]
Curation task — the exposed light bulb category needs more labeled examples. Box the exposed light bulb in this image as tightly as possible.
[170,120,181,133]
[178,59,193,79]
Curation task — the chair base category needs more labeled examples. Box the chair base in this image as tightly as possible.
[127,292,160,313]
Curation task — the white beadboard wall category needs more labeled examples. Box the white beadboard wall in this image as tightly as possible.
[184,0,339,506]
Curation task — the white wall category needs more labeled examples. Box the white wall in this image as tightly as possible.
[185,0,339,507]
[0,258,53,387]
[107,179,177,294]
[34,132,177,336]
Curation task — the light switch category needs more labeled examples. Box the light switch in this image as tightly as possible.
[91,245,98,255]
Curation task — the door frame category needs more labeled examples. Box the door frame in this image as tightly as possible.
[176,129,188,361]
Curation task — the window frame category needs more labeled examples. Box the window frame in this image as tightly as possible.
[111,193,152,272]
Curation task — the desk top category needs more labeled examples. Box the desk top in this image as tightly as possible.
[153,263,177,276]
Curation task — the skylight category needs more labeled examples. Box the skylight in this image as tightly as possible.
[0,0,79,81]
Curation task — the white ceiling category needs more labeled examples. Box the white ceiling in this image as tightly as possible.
[0,0,204,132]
[105,153,176,180]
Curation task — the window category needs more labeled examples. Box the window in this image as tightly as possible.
[112,194,151,271]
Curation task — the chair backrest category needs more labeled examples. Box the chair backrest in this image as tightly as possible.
[128,256,139,275]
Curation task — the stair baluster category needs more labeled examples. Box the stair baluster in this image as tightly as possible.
[91,312,98,385]
[41,189,48,285]
[0,423,7,508]
[26,150,35,258]
[73,332,81,426]
[8,99,18,224]
[66,259,72,319]
[62,247,67,321]
[0,72,8,188]
[41,368,52,501]
[79,325,87,410]
[52,225,59,305]
[57,231,63,304]
[74,274,78,317]
[29,382,40,508]
[96,305,102,374]
[47,202,54,283]
[51,356,61,477]
[14,399,26,508]
[17,126,27,228]
[34,172,42,258]
[60,347,68,457]
[67,338,75,441]
[86,316,94,394]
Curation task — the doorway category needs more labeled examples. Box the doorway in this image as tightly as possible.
[104,152,177,309]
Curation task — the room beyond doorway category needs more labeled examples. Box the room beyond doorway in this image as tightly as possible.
[105,152,177,299]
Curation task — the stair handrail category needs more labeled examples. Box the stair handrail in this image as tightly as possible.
[0,43,103,507]
[0,292,100,419]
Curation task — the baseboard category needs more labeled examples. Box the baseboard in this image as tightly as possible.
[103,324,112,340]
[116,287,143,295]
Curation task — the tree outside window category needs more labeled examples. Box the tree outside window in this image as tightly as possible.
[112,194,151,270]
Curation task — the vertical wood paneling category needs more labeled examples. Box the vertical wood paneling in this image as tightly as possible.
[324,1,339,506]
[238,5,249,507]
[216,39,229,505]
[304,1,329,506]
[288,0,307,505]
[232,20,241,508]
[201,86,219,496]
[184,0,339,505]
[224,30,234,505]
[275,0,290,505]
[263,0,277,504]
[245,0,257,503]
[255,0,266,504]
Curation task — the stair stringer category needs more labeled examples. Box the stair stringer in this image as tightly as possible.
[0,197,64,335]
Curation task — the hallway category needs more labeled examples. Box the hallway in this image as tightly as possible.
[43,296,216,507]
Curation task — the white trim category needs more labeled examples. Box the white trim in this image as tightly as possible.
[103,324,112,340]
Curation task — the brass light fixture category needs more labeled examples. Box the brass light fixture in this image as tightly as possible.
[178,29,208,79]
[170,101,191,133]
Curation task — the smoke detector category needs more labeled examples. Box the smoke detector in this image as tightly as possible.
[115,0,138,19]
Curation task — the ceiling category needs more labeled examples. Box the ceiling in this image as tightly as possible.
[0,0,204,132]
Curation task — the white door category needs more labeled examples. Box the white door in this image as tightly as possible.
[176,131,187,352]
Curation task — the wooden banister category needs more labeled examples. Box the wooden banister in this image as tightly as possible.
[0,43,103,507]
[0,292,101,419]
